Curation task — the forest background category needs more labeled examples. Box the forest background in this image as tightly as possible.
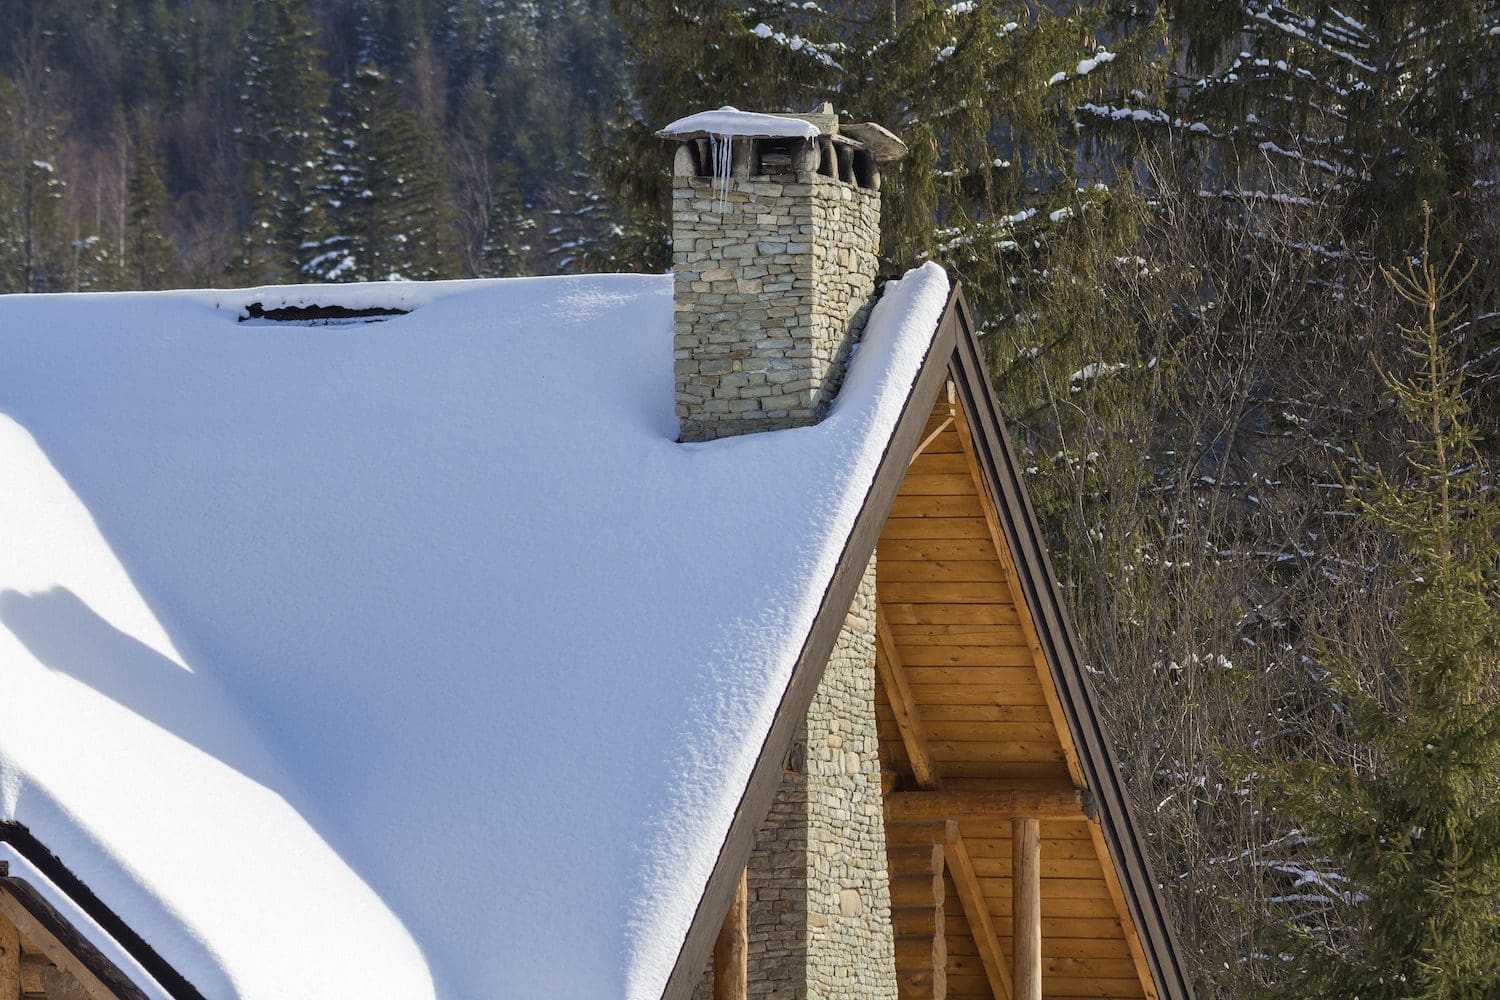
[2,0,1498,995]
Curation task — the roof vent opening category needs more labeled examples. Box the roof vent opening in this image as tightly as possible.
[238,302,409,326]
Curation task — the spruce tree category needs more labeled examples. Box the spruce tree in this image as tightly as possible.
[124,136,176,290]
[1266,210,1500,996]
[314,63,453,282]
[235,0,331,284]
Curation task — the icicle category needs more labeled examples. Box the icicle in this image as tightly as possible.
[712,132,733,213]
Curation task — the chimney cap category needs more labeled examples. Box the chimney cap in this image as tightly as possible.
[658,104,908,163]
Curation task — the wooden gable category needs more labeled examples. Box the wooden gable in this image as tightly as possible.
[658,285,1191,1000]
[875,384,1154,1000]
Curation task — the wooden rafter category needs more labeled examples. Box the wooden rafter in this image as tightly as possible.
[945,832,1014,1000]
[0,881,129,1000]
[875,605,941,789]
[909,414,956,466]
[1,907,20,1000]
[949,389,1086,789]
[1088,824,1161,1000]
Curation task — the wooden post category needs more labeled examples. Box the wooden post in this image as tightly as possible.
[0,911,20,1000]
[713,869,747,1000]
[1012,817,1041,1000]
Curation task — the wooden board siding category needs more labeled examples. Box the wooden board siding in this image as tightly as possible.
[876,389,1151,1000]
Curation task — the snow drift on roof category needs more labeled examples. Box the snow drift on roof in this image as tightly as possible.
[0,263,949,998]
[661,105,821,139]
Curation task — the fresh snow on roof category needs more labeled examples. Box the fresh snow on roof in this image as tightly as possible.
[0,263,949,998]
[661,105,821,139]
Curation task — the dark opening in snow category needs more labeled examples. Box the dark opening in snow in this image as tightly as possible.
[240,302,409,325]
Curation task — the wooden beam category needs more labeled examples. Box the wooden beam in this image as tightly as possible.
[712,869,747,1000]
[946,833,1013,1000]
[876,605,941,789]
[0,908,19,1000]
[886,784,1088,823]
[909,415,956,466]
[1012,818,1042,1000]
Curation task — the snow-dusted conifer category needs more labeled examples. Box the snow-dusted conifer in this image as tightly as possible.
[314,63,453,282]
[234,0,331,284]
[125,134,176,290]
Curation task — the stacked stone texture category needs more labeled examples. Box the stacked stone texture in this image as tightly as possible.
[804,560,897,998]
[672,164,880,442]
[691,562,897,999]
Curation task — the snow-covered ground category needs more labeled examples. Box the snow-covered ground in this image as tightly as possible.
[0,264,949,998]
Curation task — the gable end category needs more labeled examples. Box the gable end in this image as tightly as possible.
[663,283,1193,1000]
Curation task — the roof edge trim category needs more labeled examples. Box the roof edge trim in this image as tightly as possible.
[0,822,205,1000]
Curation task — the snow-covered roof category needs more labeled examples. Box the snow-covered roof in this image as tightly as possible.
[661,105,821,139]
[0,264,950,998]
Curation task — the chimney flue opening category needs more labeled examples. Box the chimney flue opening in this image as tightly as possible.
[673,134,882,191]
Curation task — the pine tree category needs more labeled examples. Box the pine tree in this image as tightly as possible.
[0,74,71,293]
[1266,209,1500,996]
[313,63,454,282]
[124,135,176,290]
[235,0,331,284]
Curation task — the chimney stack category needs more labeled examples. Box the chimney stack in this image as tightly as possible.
[660,104,908,442]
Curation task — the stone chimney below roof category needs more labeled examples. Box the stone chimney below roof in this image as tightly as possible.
[660,104,908,442]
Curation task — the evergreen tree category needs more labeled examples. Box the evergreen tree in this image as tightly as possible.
[1266,210,1500,996]
[313,63,454,282]
[0,74,71,293]
[1165,0,1500,250]
[235,0,331,284]
[124,135,176,290]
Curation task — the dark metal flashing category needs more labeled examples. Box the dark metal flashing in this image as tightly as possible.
[0,822,205,1000]
[662,281,1193,1000]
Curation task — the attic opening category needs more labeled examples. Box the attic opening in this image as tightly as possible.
[238,302,409,326]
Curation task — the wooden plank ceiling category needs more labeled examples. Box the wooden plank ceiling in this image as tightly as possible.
[876,383,1156,1000]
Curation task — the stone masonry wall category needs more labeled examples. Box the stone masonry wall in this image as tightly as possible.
[804,558,896,998]
[692,559,897,999]
[671,168,881,442]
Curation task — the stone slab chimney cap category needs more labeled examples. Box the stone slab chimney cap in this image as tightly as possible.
[659,102,908,162]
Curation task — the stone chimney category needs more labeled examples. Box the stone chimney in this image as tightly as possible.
[660,105,908,442]
[668,106,907,1000]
